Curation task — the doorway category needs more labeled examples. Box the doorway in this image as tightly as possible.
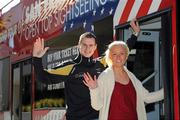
[12,59,32,120]
[124,29,164,120]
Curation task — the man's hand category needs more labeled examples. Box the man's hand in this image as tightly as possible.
[130,18,140,36]
[33,37,49,58]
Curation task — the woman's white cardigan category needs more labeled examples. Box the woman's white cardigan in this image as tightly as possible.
[90,66,164,120]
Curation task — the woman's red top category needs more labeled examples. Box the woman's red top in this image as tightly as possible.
[108,80,138,120]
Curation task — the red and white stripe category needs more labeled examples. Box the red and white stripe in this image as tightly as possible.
[113,0,128,29]
[127,0,143,21]
[148,0,162,14]
[113,0,167,27]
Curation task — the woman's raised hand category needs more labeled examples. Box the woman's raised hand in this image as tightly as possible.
[83,72,98,89]
[33,37,49,58]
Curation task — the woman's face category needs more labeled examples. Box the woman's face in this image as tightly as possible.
[110,45,128,67]
[78,37,97,58]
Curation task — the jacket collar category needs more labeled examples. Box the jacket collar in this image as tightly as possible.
[106,66,138,88]
[73,54,94,66]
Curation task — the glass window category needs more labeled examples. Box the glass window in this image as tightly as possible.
[12,59,32,120]
[0,57,10,111]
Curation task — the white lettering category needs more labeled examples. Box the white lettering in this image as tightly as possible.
[34,0,41,19]
[11,0,109,41]
[74,2,80,18]
[79,0,84,16]
[84,0,90,13]
[25,6,30,23]
[47,54,53,62]
[100,0,107,5]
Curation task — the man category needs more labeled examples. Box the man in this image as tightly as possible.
[32,19,140,120]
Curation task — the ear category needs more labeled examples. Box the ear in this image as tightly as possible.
[94,44,97,50]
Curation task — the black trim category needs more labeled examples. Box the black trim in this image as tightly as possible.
[161,12,174,119]
[115,8,171,29]
[176,0,180,116]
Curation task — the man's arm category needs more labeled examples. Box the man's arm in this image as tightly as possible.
[32,57,69,84]
[126,18,140,50]
[126,34,137,50]
[32,37,71,84]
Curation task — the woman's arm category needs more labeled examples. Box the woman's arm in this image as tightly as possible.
[142,87,164,104]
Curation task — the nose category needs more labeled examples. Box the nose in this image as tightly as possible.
[116,54,121,58]
[85,45,91,50]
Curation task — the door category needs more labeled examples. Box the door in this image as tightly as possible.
[12,64,20,120]
[12,59,32,120]
[124,30,163,120]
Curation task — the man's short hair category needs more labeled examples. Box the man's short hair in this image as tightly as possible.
[78,32,97,44]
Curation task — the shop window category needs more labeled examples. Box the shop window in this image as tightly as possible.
[0,57,10,111]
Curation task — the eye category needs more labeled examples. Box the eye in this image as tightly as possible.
[81,43,87,47]
[112,53,117,56]
[90,44,96,47]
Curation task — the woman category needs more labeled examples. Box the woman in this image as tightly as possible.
[83,41,164,120]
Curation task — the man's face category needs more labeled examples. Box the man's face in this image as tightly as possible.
[78,37,97,58]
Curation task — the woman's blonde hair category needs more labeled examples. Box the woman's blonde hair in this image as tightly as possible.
[105,41,129,67]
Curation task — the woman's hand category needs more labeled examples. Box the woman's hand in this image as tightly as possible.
[83,72,98,89]
[33,37,49,58]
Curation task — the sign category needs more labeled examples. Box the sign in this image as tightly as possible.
[0,0,117,51]
[43,46,79,69]
[33,109,66,120]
